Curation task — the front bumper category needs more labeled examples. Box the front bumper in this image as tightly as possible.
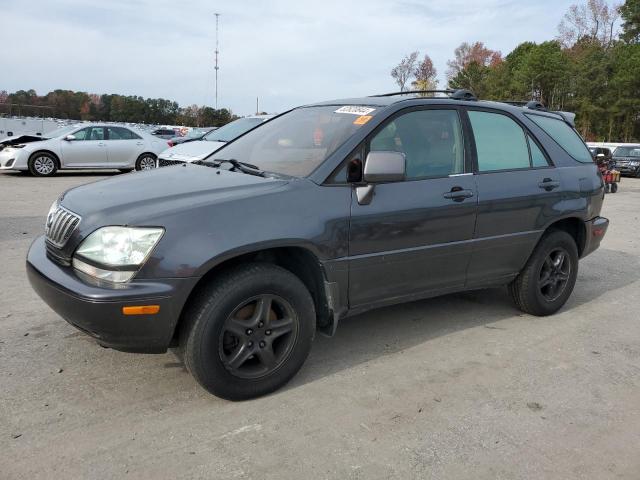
[612,163,639,176]
[0,148,28,170]
[27,236,198,353]
[581,216,609,258]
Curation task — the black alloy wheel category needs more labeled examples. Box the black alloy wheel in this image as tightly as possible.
[220,294,298,379]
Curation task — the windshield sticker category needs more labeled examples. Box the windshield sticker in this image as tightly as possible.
[334,106,376,116]
[353,115,373,125]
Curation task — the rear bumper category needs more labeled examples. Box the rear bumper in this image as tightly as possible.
[27,236,198,353]
[581,216,609,258]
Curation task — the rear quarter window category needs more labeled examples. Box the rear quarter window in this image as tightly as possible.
[526,114,592,163]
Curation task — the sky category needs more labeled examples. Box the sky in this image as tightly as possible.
[1,0,577,116]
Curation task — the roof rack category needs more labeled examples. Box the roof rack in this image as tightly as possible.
[502,100,548,111]
[370,89,478,101]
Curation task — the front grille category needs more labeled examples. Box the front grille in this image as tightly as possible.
[45,206,81,248]
[159,158,185,167]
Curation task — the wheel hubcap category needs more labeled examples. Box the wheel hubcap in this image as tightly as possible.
[538,248,571,302]
[34,156,54,175]
[139,157,156,170]
[219,294,298,379]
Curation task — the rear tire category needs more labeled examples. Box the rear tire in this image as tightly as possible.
[611,182,618,193]
[509,230,579,316]
[135,153,157,171]
[28,152,58,176]
[179,263,315,400]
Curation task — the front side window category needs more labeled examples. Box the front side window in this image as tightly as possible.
[72,128,91,141]
[87,127,105,141]
[469,111,530,171]
[208,106,376,177]
[526,114,592,163]
[369,109,464,179]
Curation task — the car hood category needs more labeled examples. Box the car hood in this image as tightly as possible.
[59,163,288,227]
[613,156,639,161]
[0,134,46,146]
[158,140,226,162]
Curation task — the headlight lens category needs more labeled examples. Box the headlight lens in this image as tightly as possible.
[73,226,164,283]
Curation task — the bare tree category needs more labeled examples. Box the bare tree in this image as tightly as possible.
[557,0,621,48]
[391,51,419,92]
[446,42,502,79]
[412,54,439,91]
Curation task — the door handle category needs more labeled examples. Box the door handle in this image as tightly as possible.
[443,187,474,202]
[538,178,560,191]
[97,142,106,147]
[136,142,144,146]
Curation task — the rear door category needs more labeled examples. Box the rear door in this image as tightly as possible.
[60,127,108,167]
[106,127,145,167]
[348,107,478,308]
[464,108,562,287]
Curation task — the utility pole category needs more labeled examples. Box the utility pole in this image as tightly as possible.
[214,12,221,110]
[256,97,259,115]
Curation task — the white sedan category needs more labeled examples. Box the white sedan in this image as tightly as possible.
[0,124,170,176]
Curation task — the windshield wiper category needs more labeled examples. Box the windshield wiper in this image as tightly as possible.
[208,158,266,177]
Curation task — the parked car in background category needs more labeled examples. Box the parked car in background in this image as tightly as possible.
[0,124,169,176]
[588,146,612,163]
[158,115,273,167]
[150,128,177,139]
[168,127,216,147]
[27,90,607,400]
[611,145,640,177]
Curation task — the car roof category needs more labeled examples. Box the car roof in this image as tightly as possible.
[303,91,573,123]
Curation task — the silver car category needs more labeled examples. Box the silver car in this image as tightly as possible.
[0,124,170,176]
[158,115,273,166]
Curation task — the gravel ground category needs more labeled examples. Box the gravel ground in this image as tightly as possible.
[1,170,639,480]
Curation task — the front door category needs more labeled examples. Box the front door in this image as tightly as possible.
[348,108,478,308]
[60,126,108,167]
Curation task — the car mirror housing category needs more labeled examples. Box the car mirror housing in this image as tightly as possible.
[64,134,77,141]
[363,151,406,183]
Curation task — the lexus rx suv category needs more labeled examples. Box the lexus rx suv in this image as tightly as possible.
[27,90,608,400]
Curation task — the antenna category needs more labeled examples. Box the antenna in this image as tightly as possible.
[214,12,221,110]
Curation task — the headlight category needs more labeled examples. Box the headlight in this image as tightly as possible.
[631,161,639,166]
[72,226,164,283]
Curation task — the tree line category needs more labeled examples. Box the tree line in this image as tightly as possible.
[390,0,640,142]
[0,89,235,127]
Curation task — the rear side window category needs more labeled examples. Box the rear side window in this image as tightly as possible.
[529,136,549,167]
[468,111,530,171]
[526,114,592,163]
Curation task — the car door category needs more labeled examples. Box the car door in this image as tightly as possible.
[348,107,478,308]
[60,126,108,167]
[464,108,563,287]
[106,127,145,167]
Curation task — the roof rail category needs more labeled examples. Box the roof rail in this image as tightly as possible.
[370,89,478,101]
[501,100,548,111]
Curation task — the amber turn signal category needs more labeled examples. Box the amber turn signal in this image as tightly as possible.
[122,305,160,315]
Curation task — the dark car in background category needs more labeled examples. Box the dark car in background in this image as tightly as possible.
[611,145,640,177]
[27,90,608,400]
[150,128,177,140]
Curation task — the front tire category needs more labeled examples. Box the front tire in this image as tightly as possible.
[179,263,316,400]
[28,152,58,176]
[509,230,579,316]
[135,153,157,171]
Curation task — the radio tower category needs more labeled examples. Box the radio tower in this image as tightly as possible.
[214,12,221,109]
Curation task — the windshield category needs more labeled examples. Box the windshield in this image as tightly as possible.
[46,125,79,139]
[208,106,377,177]
[614,146,640,157]
[204,118,265,142]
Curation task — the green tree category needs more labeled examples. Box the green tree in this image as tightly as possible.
[620,0,640,43]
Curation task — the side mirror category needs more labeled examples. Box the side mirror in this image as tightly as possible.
[363,151,406,183]
[64,134,76,141]
[356,151,406,206]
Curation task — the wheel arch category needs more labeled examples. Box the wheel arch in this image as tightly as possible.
[28,149,61,168]
[172,245,334,344]
[543,216,587,257]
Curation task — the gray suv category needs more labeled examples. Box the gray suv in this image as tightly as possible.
[27,90,608,400]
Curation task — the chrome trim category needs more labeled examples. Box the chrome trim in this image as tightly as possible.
[45,206,81,248]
